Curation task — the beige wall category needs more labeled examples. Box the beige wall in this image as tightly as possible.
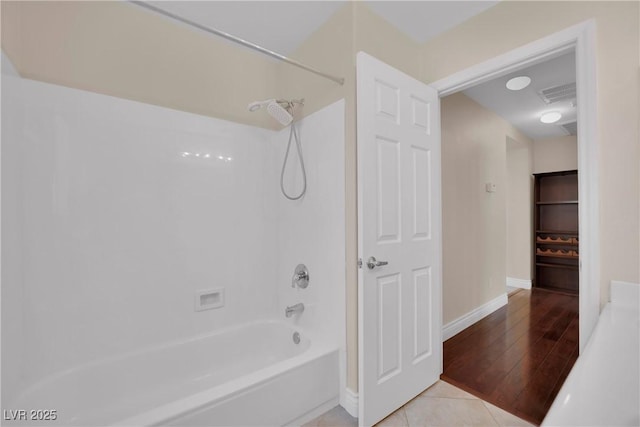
[352,3,422,81]
[1,1,278,129]
[533,135,578,174]
[276,4,353,122]
[506,136,534,282]
[422,1,640,309]
[441,93,532,324]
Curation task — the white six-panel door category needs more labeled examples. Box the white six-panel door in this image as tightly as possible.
[357,52,442,427]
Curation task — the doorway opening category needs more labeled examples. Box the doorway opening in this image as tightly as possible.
[432,20,596,426]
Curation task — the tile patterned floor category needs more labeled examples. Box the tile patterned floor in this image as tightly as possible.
[303,381,535,427]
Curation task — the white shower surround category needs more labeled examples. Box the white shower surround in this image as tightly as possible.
[1,73,346,425]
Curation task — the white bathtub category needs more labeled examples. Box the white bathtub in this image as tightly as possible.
[542,281,640,426]
[7,321,339,426]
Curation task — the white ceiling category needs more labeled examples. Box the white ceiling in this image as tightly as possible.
[142,1,498,55]
[364,1,499,43]
[462,52,577,140]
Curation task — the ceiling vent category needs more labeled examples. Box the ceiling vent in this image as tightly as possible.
[538,82,576,104]
[560,121,577,136]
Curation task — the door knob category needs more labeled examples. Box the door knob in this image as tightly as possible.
[366,256,388,270]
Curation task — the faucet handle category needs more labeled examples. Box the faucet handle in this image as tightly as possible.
[292,264,309,289]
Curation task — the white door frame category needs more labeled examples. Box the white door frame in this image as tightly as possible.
[430,20,598,353]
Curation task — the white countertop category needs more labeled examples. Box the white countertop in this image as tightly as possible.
[542,282,640,427]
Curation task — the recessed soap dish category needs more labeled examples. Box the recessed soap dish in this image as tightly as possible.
[195,288,225,311]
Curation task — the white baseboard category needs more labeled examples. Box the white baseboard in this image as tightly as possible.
[340,387,358,418]
[442,293,508,341]
[506,277,532,290]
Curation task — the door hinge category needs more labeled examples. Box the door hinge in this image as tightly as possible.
[358,258,363,269]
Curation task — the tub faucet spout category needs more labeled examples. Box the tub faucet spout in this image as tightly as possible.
[285,303,305,318]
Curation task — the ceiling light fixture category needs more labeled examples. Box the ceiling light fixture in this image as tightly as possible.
[540,111,562,124]
[506,76,531,91]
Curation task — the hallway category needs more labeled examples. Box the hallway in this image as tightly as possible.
[442,289,579,425]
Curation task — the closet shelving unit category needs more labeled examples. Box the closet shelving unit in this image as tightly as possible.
[533,170,579,295]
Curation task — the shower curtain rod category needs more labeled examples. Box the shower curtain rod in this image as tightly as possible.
[130,1,345,85]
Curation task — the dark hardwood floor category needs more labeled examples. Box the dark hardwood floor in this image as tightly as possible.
[442,288,579,426]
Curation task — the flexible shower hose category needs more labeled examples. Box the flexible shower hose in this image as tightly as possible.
[280,122,307,200]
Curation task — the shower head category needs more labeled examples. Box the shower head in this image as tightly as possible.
[247,98,303,126]
[266,102,293,126]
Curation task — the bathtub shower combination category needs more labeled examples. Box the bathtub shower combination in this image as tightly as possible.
[2,54,346,426]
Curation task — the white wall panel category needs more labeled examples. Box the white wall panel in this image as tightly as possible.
[274,100,346,348]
